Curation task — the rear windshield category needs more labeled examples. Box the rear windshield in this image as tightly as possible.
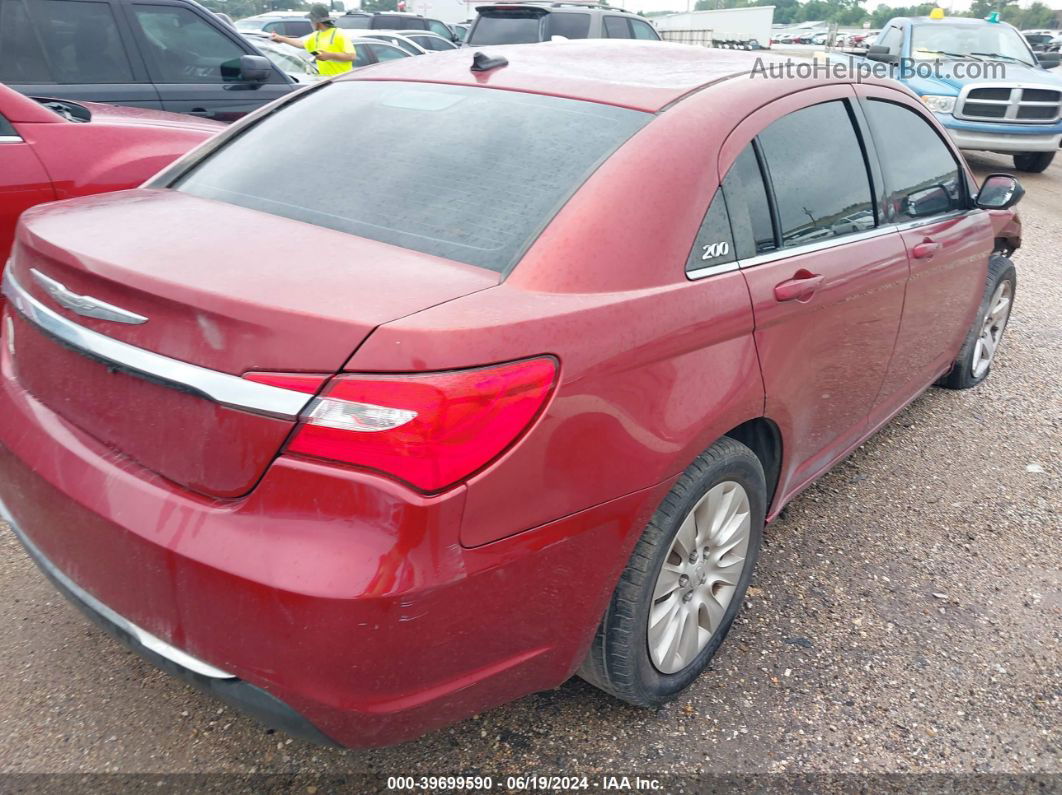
[373,15,428,30]
[172,82,649,273]
[469,10,546,45]
[336,15,371,29]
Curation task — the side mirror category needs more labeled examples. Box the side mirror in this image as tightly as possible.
[976,173,1025,210]
[239,54,272,83]
[906,184,952,218]
[1037,51,1060,69]
[866,44,897,63]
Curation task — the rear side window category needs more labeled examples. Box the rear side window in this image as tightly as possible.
[604,16,632,38]
[283,20,313,37]
[756,101,875,248]
[469,10,545,44]
[865,99,963,222]
[548,13,590,39]
[686,189,736,274]
[173,82,650,273]
[131,4,246,83]
[722,144,775,257]
[426,19,452,38]
[337,15,370,29]
[40,0,134,84]
[0,113,17,137]
[0,0,51,82]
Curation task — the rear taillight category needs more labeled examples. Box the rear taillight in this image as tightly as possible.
[257,357,557,492]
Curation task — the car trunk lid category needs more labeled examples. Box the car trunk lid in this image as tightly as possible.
[4,189,497,497]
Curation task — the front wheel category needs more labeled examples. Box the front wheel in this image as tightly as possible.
[1013,151,1055,173]
[938,254,1016,390]
[578,437,765,707]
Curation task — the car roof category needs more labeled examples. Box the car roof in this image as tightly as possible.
[339,40,795,112]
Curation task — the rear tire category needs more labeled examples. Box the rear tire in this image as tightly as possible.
[578,437,765,707]
[1012,151,1055,173]
[938,254,1016,390]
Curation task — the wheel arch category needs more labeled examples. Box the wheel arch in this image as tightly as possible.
[723,417,783,516]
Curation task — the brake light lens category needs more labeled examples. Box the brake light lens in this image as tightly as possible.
[281,357,556,492]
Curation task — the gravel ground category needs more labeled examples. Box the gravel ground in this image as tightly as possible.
[0,153,1058,784]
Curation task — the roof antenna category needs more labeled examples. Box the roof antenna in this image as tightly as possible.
[471,52,509,72]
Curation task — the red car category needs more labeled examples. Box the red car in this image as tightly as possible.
[0,83,221,278]
[0,44,1023,747]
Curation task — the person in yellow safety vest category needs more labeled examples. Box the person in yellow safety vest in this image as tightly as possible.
[271,4,356,78]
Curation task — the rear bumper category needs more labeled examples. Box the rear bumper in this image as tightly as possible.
[3,508,337,746]
[0,326,670,746]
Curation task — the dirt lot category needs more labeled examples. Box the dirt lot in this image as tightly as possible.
[0,152,1058,785]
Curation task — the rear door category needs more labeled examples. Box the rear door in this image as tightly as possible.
[122,0,293,121]
[0,0,162,109]
[722,87,910,500]
[857,85,995,419]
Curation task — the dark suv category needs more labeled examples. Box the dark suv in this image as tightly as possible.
[0,0,296,121]
[466,1,660,45]
[337,11,458,42]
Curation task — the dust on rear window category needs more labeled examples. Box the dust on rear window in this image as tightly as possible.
[172,81,650,273]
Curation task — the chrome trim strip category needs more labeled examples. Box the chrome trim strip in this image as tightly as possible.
[686,260,741,281]
[31,268,149,325]
[1,270,313,421]
[735,224,897,270]
[0,500,235,679]
[0,135,23,143]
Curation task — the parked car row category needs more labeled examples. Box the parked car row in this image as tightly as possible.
[0,37,1027,750]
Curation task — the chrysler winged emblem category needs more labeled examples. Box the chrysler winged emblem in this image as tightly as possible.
[31,269,148,325]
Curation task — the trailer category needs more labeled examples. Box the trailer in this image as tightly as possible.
[655,6,774,50]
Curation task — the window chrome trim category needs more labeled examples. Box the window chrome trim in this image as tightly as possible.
[0,500,236,680]
[1,269,313,421]
[735,224,897,270]
[730,211,971,270]
[0,135,23,143]
[686,260,741,281]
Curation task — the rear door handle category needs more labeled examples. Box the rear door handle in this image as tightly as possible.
[774,270,824,303]
[912,239,941,259]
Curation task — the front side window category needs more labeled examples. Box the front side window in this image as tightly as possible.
[40,0,134,83]
[172,82,650,273]
[0,0,51,82]
[367,42,407,62]
[548,13,590,40]
[132,4,246,83]
[686,189,736,274]
[604,17,631,38]
[756,101,875,248]
[865,100,962,222]
[630,19,660,40]
[879,25,903,56]
[374,15,428,31]
[721,144,775,257]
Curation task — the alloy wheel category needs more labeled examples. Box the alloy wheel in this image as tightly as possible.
[647,481,752,674]
[972,280,1013,379]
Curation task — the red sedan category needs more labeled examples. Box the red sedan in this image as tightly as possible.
[0,83,221,276]
[0,43,1023,747]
